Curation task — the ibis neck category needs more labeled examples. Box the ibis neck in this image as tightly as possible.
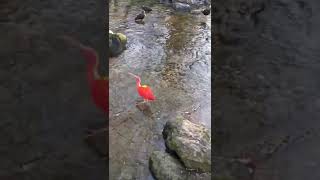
[80,47,100,82]
[136,78,141,87]
[87,61,100,86]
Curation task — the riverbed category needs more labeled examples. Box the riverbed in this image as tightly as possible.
[109,0,211,179]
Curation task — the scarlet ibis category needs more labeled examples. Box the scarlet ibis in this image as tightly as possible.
[128,72,155,102]
[61,36,108,135]
[135,10,146,21]
[62,36,108,113]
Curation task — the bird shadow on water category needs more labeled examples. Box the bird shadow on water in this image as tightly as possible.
[135,100,156,133]
[136,102,153,117]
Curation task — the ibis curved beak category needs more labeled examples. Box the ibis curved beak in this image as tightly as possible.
[128,72,140,79]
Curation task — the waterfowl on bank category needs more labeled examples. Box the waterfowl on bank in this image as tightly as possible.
[202,8,211,15]
[135,10,146,21]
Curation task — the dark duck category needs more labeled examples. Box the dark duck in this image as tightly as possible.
[202,7,211,15]
[135,10,146,22]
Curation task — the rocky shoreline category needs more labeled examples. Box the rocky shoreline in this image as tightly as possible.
[150,117,211,180]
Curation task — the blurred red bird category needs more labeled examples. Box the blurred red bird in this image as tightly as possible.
[80,46,108,114]
[128,72,155,102]
[62,36,109,158]
[62,36,108,114]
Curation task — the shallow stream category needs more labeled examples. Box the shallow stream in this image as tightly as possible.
[109,0,211,178]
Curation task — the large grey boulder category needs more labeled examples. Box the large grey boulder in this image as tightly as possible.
[150,151,211,180]
[163,117,211,172]
[149,151,188,180]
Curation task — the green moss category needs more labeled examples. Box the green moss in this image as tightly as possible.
[109,32,127,57]
[168,138,179,151]
[116,33,127,44]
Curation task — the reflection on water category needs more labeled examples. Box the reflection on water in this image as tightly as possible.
[109,0,211,179]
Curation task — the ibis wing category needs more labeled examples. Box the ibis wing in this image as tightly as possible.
[138,86,155,100]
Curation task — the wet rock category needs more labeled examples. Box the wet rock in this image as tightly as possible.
[173,0,210,7]
[109,31,127,57]
[163,117,211,172]
[149,150,212,180]
[149,151,188,180]
[172,2,191,12]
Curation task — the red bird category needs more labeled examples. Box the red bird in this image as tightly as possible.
[62,36,108,114]
[128,72,155,102]
[80,46,108,114]
[62,36,108,135]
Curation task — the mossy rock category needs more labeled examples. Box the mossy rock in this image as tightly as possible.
[115,33,127,44]
[149,151,188,180]
[109,31,127,57]
[162,117,211,172]
[149,150,212,180]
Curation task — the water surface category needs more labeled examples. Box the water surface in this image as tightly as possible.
[109,0,211,179]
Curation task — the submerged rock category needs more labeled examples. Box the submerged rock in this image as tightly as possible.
[172,0,210,8]
[163,117,211,172]
[172,2,191,12]
[149,151,188,180]
[109,31,127,57]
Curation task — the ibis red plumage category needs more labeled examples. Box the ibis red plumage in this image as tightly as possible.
[61,35,108,139]
[61,35,108,114]
[128,72,155,102]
